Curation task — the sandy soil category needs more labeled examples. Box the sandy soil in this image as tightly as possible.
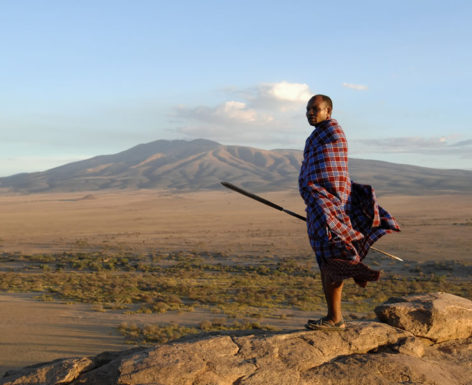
[0,293,318,377]
[0,189,470,261]
[0,293,130,376]
[0,189,471,375]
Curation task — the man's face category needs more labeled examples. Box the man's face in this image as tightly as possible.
[306,97,331,126]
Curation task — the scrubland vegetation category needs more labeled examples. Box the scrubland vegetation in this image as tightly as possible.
[0,249,471,344]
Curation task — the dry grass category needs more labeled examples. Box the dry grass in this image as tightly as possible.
[0,190,471,347]
[1,249,471,344]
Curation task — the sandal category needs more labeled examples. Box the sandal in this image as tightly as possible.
[305,317,346,331]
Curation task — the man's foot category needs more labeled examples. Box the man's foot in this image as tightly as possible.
[305,317,346,331]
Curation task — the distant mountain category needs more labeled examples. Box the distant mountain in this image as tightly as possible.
[0,139,471,194]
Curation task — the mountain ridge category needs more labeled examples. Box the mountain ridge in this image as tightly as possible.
[0,139,471,194]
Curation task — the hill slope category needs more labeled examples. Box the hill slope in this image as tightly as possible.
[0,139,471,194]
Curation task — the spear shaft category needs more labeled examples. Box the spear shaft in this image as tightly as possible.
[221,181,403,262]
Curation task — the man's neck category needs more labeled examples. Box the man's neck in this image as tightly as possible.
[314,118,332,128]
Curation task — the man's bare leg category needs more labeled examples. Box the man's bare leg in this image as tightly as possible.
[321,270,344,324]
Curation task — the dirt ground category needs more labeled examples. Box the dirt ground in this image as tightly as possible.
[0,293,319,377]
[0,293,130,376]
[0,189,470,261]
[0,189,471,376]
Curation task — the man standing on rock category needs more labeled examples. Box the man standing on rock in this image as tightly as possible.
[299,94,400,330]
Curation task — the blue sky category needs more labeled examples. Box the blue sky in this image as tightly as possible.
[1,0,471,176]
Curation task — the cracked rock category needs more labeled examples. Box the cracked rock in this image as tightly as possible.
[375,292,472,342]
[2,293,472,385]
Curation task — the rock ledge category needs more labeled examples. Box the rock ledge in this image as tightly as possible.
[2,292,472,385]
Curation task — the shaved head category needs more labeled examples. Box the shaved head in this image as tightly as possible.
[308,94,333,112]
[306,94,333,126]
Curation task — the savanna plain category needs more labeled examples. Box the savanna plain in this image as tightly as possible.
[0,189,471,376]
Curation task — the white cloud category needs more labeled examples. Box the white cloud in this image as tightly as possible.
[342,82,368,91]
[175,100,274,126]
[226,81,313,111]
[264,81,312,103]
[217,101,273,124]
[361,136,449,151]
[353,136,472,158]
[452,139,472,147]
[172,81,313,147]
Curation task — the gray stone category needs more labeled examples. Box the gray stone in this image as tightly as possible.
[300,352,470,385]
[395,336,425,357]
[375,292,472,342]
[1,358,93,385]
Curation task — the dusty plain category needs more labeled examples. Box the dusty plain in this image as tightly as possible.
[0,189,471,261]
[1,189,471,376]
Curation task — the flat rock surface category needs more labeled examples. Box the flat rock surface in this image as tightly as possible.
[3,322,412,385]
[3,293,472,385]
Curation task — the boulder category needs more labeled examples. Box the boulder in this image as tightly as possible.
[394,336,425,357]
[1,357,93,385]
[300,350,469,385]
[2,323,411,385]
[375,292,472,342]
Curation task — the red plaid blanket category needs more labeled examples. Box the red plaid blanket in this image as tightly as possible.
[299,119,400,286]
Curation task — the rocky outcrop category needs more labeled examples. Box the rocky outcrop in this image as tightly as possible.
[375,292,472,342]
[0,358,94,385]
[2,292,472,385]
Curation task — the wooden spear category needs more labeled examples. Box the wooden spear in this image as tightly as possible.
[221,181,403,262]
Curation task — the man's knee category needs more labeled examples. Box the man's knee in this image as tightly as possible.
[327,279,343,288]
